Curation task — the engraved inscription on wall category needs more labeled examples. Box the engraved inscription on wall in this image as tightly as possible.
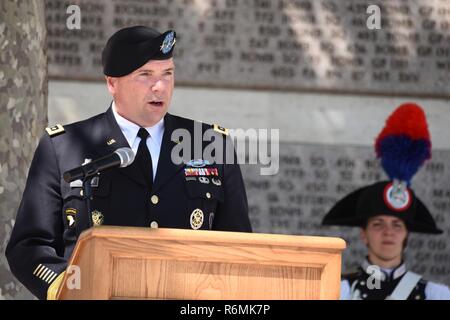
[241,143,450,286]
[46,0,450,97]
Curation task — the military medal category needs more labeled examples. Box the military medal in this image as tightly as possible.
[91,210,104,226]
[184,168,219,176]
[190,208,204,230]
[205,168,218,176]
[186,159,210,168]
[199,177,210,184]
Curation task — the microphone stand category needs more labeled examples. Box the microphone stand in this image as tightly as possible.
[82,177,94,228]
[81,163,100,229]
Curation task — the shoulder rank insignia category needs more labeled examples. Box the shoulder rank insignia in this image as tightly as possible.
[213,124,229,136]
[45,124,65,137]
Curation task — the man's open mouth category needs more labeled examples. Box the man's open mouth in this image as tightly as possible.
[148,101,163,107]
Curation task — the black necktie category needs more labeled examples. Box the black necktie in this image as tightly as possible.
[136,128,153,190]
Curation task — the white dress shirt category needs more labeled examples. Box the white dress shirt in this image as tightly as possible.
[112,101,164,181]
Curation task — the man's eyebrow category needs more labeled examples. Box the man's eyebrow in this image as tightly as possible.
[136,67,174,73]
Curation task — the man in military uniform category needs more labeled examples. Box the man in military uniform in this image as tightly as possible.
[322,103,450,300]
[6,26,252,300]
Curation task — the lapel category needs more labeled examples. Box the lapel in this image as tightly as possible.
[98,105,148,187]
[152,113,184,193]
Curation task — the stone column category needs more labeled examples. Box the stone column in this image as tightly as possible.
[0,0,47,299]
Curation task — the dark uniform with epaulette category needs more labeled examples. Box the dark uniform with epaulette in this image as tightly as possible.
[5,26,252,300]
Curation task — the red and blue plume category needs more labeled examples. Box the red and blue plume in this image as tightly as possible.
[375,103,431,185]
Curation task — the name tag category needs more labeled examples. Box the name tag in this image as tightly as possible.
[69,176,99,188]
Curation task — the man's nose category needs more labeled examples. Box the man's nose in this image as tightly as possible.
[383,225,395,235]
[151,78,164,92]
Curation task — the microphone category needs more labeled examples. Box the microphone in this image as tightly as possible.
[63,147,135,183]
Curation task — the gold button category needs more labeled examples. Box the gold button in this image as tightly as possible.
[80,189,84,196]
[151,195,159,205]
[150,221,158,228]
[206,192,211,199]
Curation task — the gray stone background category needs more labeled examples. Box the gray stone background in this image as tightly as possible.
[0,0,47,299]
[1,0,450,299]
[46,0,450,97]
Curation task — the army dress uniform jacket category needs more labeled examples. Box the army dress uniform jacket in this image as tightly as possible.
[6,107,252,300]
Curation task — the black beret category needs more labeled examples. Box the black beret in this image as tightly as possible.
[322,181,442,234]
[102,26,176,77]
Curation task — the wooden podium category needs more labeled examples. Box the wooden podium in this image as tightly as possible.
[56,226,345,300]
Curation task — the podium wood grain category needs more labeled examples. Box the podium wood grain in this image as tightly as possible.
[57,227,345,300]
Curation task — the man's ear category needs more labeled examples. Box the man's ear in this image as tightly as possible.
[106,76,117,95]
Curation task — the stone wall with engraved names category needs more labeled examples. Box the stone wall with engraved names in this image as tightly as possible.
[46,0,450,97]
[241,142,450,285]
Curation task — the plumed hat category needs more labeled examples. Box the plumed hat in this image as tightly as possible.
[322,103,442,234]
